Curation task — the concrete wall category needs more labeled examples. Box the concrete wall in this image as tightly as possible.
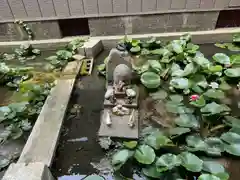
[0,0,239,22]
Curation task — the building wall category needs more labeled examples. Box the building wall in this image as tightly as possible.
[0,0,239,22]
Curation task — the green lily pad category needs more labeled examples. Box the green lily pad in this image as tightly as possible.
[193,56,211,68]
[112,149,132,170]
[224,143,240,156]
[150,90,168,100]
[141,72,161,89]
[180,152,203,172]
[123,141,138,149]
[220,132,240,144]
[182,63,196,76]
[198,174,221,180]
[168,127,191,137]
[230,54,240,65]
[233,33,240,43]
[144,132,172,150]
[156,154,181,170]
[175,114,200,129]
[204,138,224,156]
[219,81,231,91]
[215,43,227,49]
[0,157,10,169]
[201,102,230,116]
[148,60,162,73]
[204,89,225,99]
[170,78,189,89]
[130,46,141,53]
[186,135,206,150]
[169,94,183,103]
[214,172,230,180]
[151,48,169,56]
[224,68,240,77]
[213,53,230,65]
[171,41,183,54]
[202,161,225,174]
[224,116,240,128]
[208,65,223,73]
[142,166,162,178]
[134,145,156,164]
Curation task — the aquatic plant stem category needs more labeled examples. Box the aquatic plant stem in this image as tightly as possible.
[210,124,226,133]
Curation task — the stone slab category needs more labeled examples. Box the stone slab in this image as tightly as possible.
[18,61,82,166]
[2,162,54,180]
[98,108,139,139]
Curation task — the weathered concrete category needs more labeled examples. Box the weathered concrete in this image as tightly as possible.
[78,39,104,58]
[2,162,54,180]
[18,60,82,167]
[88,11,219,36]
[0,21,61,42]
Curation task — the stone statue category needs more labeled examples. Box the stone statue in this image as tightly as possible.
[105,48,132,91]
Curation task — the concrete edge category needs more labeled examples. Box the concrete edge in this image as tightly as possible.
[3,162,55,180]
[17,60,82,167]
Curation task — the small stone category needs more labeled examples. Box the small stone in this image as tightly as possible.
[105,88,114,99]
[126,88,136,97]
[72,54,85,61]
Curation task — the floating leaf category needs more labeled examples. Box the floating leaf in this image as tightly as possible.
[170,78,189,89]
[156,154,181,171]
[224,68,240,77]
[182,63,196,76]
[150,90,168,100]
[204,138,224,156]
[123,141,138,149]
[230,127,240,135]
[190,95,206,108]
[171,41,183,54]
[175,114,200,129]
[142,166,162,178]
[208,65,223,73]
[193,56,210,68]
[169,127,190,137]
[171,63,184,77]
[204,89,225,99]
[224,144,240,156]
[130,46,141,53]
[219,81,231,91]
[201,102,230,116]
[198,174,220,180]
[224,116,240,129]
[141,72,161,89]
[56,50,72,60]
[202,161,225,174]
[214,172,230,180]
[148,60,162,73]
[112,149,132,170]
[134,145,156,164]
[213,53,230,65]
[215,43,227,49]
[186,135,206,150]
[233,33,240,43]
[145,132,172,150]
[180,152,203,172]
[151,48,169,56]
[32,49,41,55]
[220,132,240,144]
[230,54,240,65]
[169,94,183,103]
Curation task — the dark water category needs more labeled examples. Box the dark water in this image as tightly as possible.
[51,44,240,180]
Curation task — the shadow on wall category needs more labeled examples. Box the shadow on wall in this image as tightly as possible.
[58,18,90,37]
[216,9,240,28]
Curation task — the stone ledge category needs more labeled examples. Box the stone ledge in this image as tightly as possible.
[2,162,54,180]
[77,39,103,58]
[17,61,82,167]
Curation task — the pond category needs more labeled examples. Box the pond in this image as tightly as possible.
[51,39,240,180]
[0,38,84,178]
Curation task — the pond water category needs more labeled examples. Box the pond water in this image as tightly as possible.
[51,43,240,180]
